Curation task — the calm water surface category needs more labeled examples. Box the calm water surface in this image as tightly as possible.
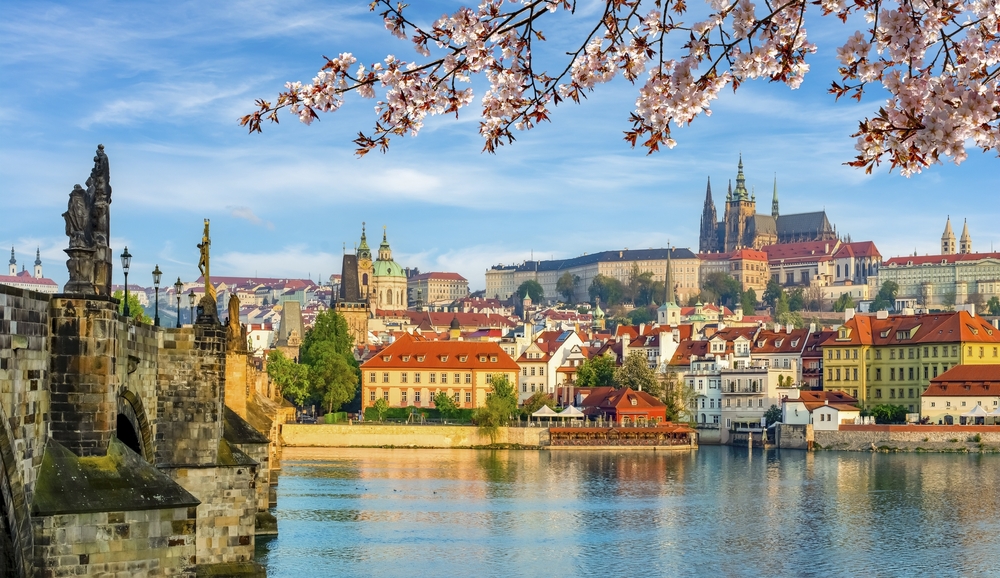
[257,447,1000,577]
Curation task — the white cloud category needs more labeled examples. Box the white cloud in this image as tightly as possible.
[228,206,274,230]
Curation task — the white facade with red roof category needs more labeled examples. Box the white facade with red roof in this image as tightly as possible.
[407,271,469,306]
[878,250,1000,309]
[515,329,584,403]
[1,248,58,294]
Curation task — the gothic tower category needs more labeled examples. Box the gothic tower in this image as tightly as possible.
[941,216,956,255]
[698,178,718,253]
[959,219,972,254]
[771,175,779,218]
[356,223,374,299]
[724,155,756,252]
[8,247,15,276]
[34,248,42,279]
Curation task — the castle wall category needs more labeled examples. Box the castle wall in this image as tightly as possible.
[31,507,197,577]
[168,463,256,565]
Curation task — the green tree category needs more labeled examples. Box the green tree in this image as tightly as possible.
[941,289,957,310]
[516,279,544,303]
[741,288,758,315]
[474,374,518,444]
[372,397,389,422]
[576,355,616,387]
[307,341,358,414]
[764,405,782,426]
[433,390,459,419]
[833,293,855,312]
[267,350,311,406]
[868,404,908,424]
[556,272,579,303]
[521,391,556,415]
[701,272,741,308]
[588,274,624,306]
[777,310,805,329]
[301,309,355,361]
[787,287,806,312]
[661,370,695,423]
[775,291,790,319]
[869,280,899,312]
[112,289,150,324]
[988,296,1000,316]
[762,278,783,308]
[625,306,656,325]
[614,352,661,397]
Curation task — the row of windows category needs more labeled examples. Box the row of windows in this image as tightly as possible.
[723,398,764,408]
[370,372,478,384]
[368,388,473,404]
[522,384,549,393]
[521,367,544,376]
[829,345,999,361]
[830,365,947,382]
[928,399,1000,408]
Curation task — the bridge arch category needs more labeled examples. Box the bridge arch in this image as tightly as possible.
[0,404,30,578]
[117,389,154,461]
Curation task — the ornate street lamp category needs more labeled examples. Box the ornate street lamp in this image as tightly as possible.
[120,247,132,318]
[174,277,183,328]
[188,290,196,324]
[152,265,162,327]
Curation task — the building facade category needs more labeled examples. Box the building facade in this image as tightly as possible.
[1,248,58,294]
[408,271,470,306]
[371,228,407,312]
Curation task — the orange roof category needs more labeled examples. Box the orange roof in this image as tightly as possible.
[579,387,666,411]
[762,240,837,263]
[791,390,860,412]
[833,241,881,260]
[752,328,811,354]
[730,248,768,261]
[822,311,1000,348]
[924,365,1000,396]
[410,271,467,281]
[884,252,1000,267]
[361,333,519,370]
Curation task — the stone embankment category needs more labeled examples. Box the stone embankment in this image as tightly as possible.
[815,425,1000,453]
[281,424,548,448]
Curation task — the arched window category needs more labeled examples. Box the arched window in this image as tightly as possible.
[362,273,368,285]
[386,290,392,305]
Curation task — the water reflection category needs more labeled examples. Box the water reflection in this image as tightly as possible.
[259,447,1000,577]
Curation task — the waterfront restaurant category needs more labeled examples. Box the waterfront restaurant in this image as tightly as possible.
[579,387,668,424]
[921,364,1000,425]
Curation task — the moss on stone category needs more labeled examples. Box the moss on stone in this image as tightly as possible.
[196,561,267,577]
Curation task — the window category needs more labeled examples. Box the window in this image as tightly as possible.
[876,368,882,381]
[383,372,389,383]
[401,391,408,404]
[836,369,841,381]
[853,349,858,360]
[383,391,389,401]
[909,367,914,380]
[758,398,763,408]
[828,350,833,360]
[890,350,895,360]
[430,373,436,383]
[908,348,914,359]
[853,368,858,381]
[441,373,448,384]
[932,366,938,378]
[414,372,421,384]
[890,389,895,399]
[465,373,472,384]
[415,391,422,403]
[924,367,929,379]
[930,401,935,408]
[485,373,492,383]
[453,392,460,403]
[890,368,896,381]
[726,399,731,407]
[531,385,536,392]
[369,372,376,383]
[466,392,471,403]
[736,399,742,408]
[454,373,461,384]
[369,390,375,401]
[530,367,536,376]
[522,368,528,376]
[401,372,408,383]
[875,389,882,399]
[522,385,527,392]
[710,399,715,408]
[837,350,842,360]
[539,367,544,376]
[933,346,938,358]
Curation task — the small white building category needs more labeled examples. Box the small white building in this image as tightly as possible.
[782,390,861,430]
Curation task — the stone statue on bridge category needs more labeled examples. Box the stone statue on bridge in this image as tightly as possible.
[196,219,220,323]
[62,144,114,295]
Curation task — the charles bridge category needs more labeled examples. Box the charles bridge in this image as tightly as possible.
[0,147,284,577]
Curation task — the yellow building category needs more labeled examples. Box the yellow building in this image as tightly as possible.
[360,333,519,411]
[821,311,1000,411]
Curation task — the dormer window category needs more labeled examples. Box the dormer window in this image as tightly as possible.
[479,356,487,362]
[490,356,497,362]
[382,355,391,362]
[630,397,637,406]
[402,355,410,362]
[459,355,468,362]
[440,355,449,362]
[417,355,425,362]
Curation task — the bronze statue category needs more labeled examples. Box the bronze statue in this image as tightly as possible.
[197,219,217,306]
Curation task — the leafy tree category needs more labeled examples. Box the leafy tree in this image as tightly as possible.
[941,289,957,310]
[301,308,354,360]
[625,306,656,325]
[474,374,518,444]
[787,287,806,312]
[869,281,899,312]
[372,397,389,422]
[764,405,782,426]
[741,288,757,315]
[576,355,616,388]
[588,274,624,306]
[988,296,1000,316]
[556,272,579,303]
[833,293,855,313]
[516,279,544,303]
[614,352,661,397]
[661,370,695,423]
[701,272,741,308]
[775,291,790,319]
[777,310,805,329]
[307,341,358,414]
[763,279,783,309]
[521,391,556,415]
[868,404,908,424]
[433,390,459,419]
[112,289,150,324]
[267,350,310,406]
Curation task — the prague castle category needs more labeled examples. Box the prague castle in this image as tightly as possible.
[699,157,837,253]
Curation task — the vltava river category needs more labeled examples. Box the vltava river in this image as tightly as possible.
[258,447,1000,577]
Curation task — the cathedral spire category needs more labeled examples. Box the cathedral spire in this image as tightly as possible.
[771,174,779,218]
[9,247,14,265]
[733,154,749,201]
[699,177,719,253]
[941,216,956,255]
[960,218,972,254]
[727,179,733,201]
[357,222,372,261]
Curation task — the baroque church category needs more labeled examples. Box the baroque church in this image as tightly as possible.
[699,157,837,253]
[335,223,409,346]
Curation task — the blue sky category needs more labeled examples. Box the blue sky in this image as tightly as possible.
[2,0,997,292]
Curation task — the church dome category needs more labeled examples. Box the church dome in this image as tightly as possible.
[373,227,406,278]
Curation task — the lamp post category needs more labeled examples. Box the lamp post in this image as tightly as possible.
[152,265,162,327]
[188,290,196,324]
[120,247,132,318]
[174,277,183,328]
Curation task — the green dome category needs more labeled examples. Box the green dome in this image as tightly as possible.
[373,259,406,278]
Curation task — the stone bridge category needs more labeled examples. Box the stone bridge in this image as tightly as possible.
[0,284,278,577]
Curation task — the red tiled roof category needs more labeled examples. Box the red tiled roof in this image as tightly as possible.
[752,329,810,353]
[822,311,1000,348]
[924,364,1000,397]
[0,271,58,287]
[579,386,666,411]
[410,272,467,281]
[762,240,838,263]
[730,248,768,261]
[791,390,860,412]
[361,333,519,370]
[698,252,732,261]
[884,252,1000,267]
[833,241,881,260]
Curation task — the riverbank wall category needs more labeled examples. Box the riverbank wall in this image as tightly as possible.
[815,425,1000,452]
[281,424,548,448]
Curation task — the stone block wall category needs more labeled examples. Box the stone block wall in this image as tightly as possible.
[47,296,118,458]
[155,325,226,467]
[0,285,51,577]
[231,442,269,513]
[31,507,197,577]
[225,353,248,419]
[166,465,256,566]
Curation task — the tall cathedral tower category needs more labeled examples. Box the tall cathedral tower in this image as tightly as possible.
[698,178,718,253]
[941,217,956,255]
[959,219,972,254]
[723,155,756,252]
[356,223,374,299]
[771,175,779,218]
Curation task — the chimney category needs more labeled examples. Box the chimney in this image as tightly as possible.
[774,323,781,332]
[844,307,856,322]
[639,322,645,336]
[824,399,829,405]
[808,323,817,334]
[876,310,889,320]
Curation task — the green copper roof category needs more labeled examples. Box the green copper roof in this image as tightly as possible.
[373,259,406,277]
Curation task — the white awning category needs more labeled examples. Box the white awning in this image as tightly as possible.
[558,406,585,418]
[961,405,989,418]
[532,405,559,417]
[988,407,1000,417]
